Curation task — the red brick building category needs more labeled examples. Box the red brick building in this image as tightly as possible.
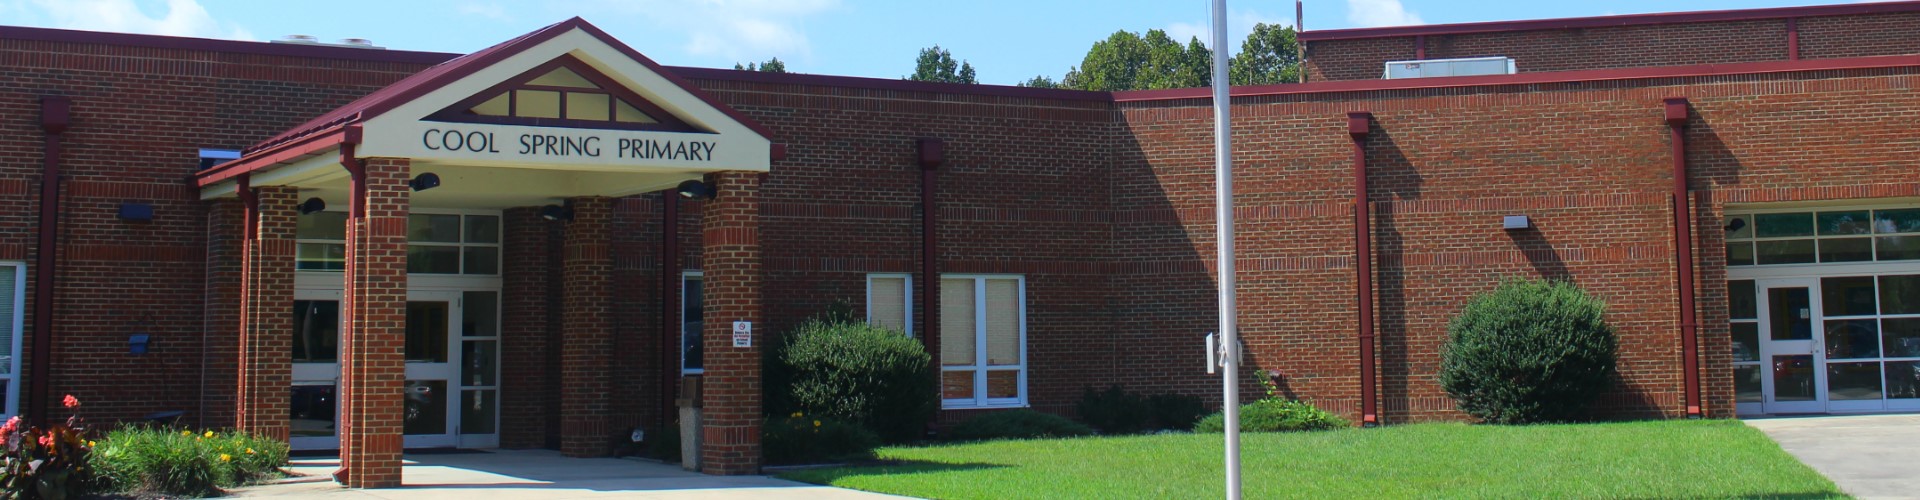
[3,1,1918,485]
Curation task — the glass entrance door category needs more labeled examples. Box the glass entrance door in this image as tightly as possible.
[287,290,497,450]
[1758,279,1826,413]
[402,291,460,448]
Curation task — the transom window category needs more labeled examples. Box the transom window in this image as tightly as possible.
[1725,208,1920,266]
[295,211,501,275]
[429,56,695,132]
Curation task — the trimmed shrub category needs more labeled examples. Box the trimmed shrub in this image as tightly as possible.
[1193,399,1347,433]
[766,310,936,443]
[1076,385,1150,434]
[946,410,1093,442]
[91,426,288,497]
[1440,278,1618,424]
[763,414,881,466]
[1147,393,1208,432]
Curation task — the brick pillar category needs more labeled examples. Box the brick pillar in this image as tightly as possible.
[237,185,297,441]
[500,207,553,449]
[560,197,614,457]
[335,158,409,488]
[203,199,245,429]
[700,172,763,475]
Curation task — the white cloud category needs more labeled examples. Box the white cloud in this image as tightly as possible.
[457,2,512,22]
[570,0,838,64]
[24,0,252,40]
[1346,0,1424,28]
[1166,8,1289,51]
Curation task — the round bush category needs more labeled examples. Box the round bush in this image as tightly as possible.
[946,410,1093,441]
[768,317,936,443]
[1193,400,1346,433]
[1440,278,1618,424]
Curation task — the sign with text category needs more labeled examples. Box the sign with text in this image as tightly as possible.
[359,121,769,172]
[732,321,752,348]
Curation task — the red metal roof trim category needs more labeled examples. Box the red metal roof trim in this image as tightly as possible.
[0,24,458,64]
[669,66,1113,102]
[1298,0,1920,41]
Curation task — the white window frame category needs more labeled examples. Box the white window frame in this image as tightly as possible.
[1724,202,1920,268]
[682,271,703,375]
[0,263,20,419]
[293,208,502,276]
[941,274,1028,410]
[865,273,913,336]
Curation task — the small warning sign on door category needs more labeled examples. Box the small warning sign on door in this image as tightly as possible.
[732,321,752,348]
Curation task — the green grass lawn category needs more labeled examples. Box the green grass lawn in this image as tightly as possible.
[777,420,1844,499]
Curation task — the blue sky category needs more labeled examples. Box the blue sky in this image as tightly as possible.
[0,0,1862,85]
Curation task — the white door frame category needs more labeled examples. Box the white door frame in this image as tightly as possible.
[1755,278,1827,414]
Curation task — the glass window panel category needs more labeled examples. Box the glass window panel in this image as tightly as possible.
[409,214,461,243]
[1888,361,1920,400]
[1769,287,1813,341]
[1883,319,1920,358]
[683,278,703,372]
[465,215,500,243]
[0,269,10,373]
[403,380,448,435]
[1881,275,1920,315]
[462,341,497,387]
[1726,243,1755,266]
[1818,211,1874,235]
[1773,355,1816,401]
[1734,365,1762,403]
[1756,240,1816,265]
[514,90,561,119]
[1825,320,1880,360]
[462,291,498,337]
[614,100,658,124]
[1878,236,1920,261]
[1755,212,1814,238]
[528,67,599,89]
[941,279,976,367]
[462,247,499,275]
[868,277,908,333]
[296,211,347,240]
[1724,215,1752,240]
[985,279,1021,366]
[290,385,337,437]
[1828,362,1883,401]
[986,370,1018,399]
[469,93,510,116]
[566,92,611,121]
[1876,209,1920,234]
[408,246,460,274]
[1731,323,1760,362]
[1822,276,1877,317]
[296,243,346,271]
[460,390,497,435]
[405,301,450,363]
[941,371,974,400]
[1728,280,1757,320]
[292,300,339,363]
[1819,238,1873,263]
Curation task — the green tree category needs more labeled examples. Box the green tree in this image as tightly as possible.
[1018,75,1060,88]
[908,45,977,84]
[1061,30,1147,91]
[1229,23,1299,85]
[733,57,788,73]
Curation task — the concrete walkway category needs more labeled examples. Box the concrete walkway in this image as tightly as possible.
[1745,414,1920,500]
[230,450,910,499]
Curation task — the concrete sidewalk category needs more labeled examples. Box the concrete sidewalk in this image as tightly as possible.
[230,450,910,499]
[1745,413,1920,500]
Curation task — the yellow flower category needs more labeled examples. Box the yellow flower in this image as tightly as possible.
[220,454,232,462]
[246,448,255,455]
[812,420,822,428]
[205,431,215,438]
[182,430,192,436]
[87,441,95,447]
[790,412,802,418]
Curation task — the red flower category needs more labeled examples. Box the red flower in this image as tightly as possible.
[0,416,19,435]
[62,395,79,408]
[36,434,51,448]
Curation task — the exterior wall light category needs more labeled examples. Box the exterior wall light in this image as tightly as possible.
[540,204,573,221]
[118,202,154,221]
[1503,215,1533,230]
[408,172,441,192]
[676,180,716,200]
[298,198,327,215]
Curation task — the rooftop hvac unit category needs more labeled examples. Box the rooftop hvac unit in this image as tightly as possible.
[1384,56,1516,79]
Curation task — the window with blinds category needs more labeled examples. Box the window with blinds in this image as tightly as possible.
[939,275,1026,408]
[0,263,19,418]
[866,275,912,335]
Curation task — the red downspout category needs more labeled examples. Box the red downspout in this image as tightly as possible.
[917,138,944,418]
[29,96,69,426]
[1786,18,1801,61]
[657,192,680,432]
[1666,98,1703,419]
[1348,112,1378,427]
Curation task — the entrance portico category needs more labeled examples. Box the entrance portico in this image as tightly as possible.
[194,18,774,488]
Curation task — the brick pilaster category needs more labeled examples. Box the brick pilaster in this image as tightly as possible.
[202,199,245,429]
[336,158,409,488]
[500,207,554,449]
[237,185,297,441]
[560,197,614,457]
[699,172,763,475]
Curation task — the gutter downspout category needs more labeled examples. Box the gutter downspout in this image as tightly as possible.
[658,192,680,433]
[1348,111,1378,427]
[1665,98,1704,419]
[30,96,69,426]
[917,137,944,431]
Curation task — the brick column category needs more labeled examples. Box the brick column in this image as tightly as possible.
[700,172,763,475]
[335,157,409,488]
[202,199,245,429]
[500,207,553,449]
[560,197,614,457]
[237,185,298,441]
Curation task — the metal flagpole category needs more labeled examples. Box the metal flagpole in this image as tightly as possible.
[1209,1,1241,499]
